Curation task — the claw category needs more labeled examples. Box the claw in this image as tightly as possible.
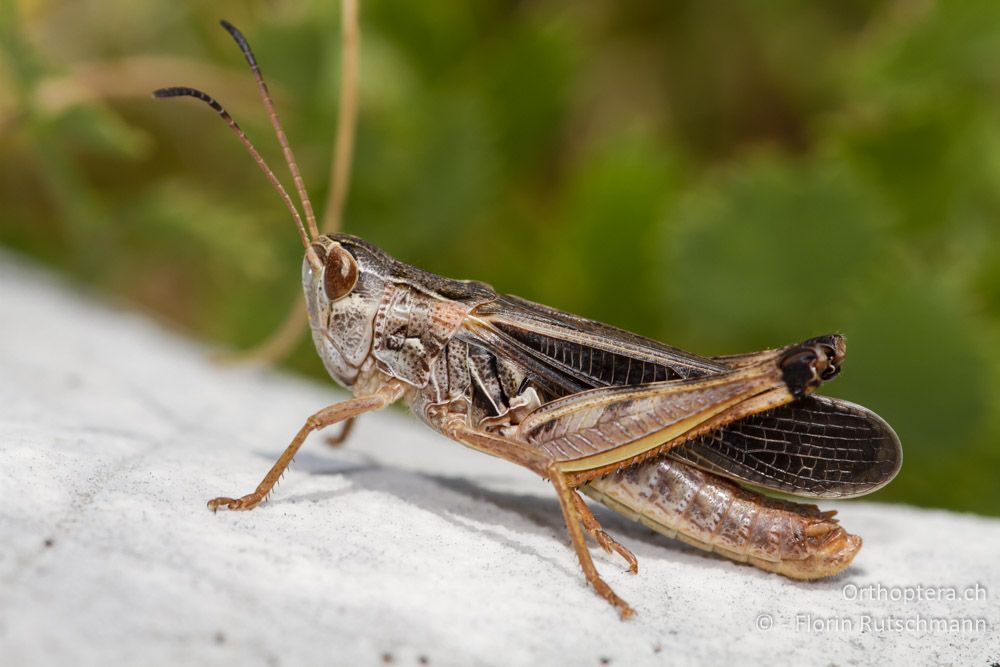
[207,494,263,512]
[594,530,639,574]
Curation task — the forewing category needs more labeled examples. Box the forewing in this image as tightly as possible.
[465,295,726,396]
[668,395,902,498]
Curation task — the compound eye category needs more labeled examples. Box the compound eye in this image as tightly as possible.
[323,245,358,302]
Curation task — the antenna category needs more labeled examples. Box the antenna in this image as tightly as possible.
[152,86,315,256]
[219,20,320,240]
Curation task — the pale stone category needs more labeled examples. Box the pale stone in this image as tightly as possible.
[1,252,997,666]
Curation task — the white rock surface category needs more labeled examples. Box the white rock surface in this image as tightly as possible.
[0,251,997,667]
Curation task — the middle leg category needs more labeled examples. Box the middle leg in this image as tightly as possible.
[444,423,635,617]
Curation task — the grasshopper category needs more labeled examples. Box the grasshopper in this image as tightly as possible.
[154,21,902,618]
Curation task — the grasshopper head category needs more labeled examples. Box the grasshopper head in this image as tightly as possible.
[303,235,386,389]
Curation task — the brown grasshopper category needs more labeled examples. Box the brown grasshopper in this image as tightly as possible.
[154,21,902,618]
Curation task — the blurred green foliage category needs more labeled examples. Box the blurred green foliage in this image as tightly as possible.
[1,0,998,515]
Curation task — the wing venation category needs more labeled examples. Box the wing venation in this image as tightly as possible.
[667,396,902,498]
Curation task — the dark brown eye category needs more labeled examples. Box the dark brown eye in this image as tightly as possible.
[323,245,358,301]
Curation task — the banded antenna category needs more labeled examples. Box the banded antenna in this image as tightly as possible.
[152,21,320,264]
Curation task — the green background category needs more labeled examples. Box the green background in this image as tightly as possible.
[2,1,998,515]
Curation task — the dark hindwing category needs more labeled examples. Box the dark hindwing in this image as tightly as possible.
[668,396,902,498]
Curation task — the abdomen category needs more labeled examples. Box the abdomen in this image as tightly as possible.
[583,457,861,579]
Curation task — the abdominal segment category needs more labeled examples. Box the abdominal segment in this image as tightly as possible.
[582,457,861,580]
